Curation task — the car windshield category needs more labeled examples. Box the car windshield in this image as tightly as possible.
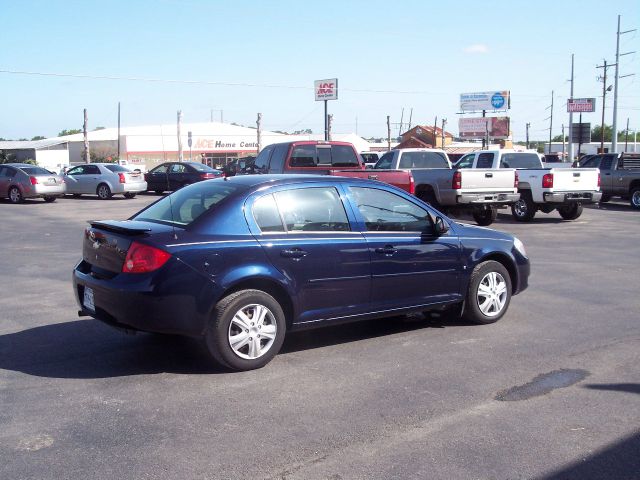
[189,163,218,173]
[19,166,54,175]
[104,164,130,172]
[133,181,242,227]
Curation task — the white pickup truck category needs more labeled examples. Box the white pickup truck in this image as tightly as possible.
[372,148,519,225]
[455,150,602,221]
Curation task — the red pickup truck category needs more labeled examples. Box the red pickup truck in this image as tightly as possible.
[246,141,414,193]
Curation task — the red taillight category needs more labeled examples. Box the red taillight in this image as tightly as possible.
[452,170,462,189]
[29,176,38,185]
[200,173,219,179]
[542,173,554,188]
[597,173,601,188]
[514,171,519,189]
[118,173,126,183]
[409,174,415,195]
[122,242,171,273]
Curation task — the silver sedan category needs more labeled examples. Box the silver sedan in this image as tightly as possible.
[0,163,66,203]
[63,163,147,199]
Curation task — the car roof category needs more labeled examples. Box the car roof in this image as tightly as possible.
[4,163,35,168]
[219,174,381,189]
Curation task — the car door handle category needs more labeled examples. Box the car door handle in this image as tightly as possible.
[280,248,308,259]
[375,245,397,255]
[485,172,493,178]
[368,174,378,180]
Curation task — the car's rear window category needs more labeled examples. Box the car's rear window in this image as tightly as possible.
[19,167,54,175]
[500,153,541,169]
[398,152,449,169]
[104,164,129,172]
[133,182,241,227]
[189,163,218,173]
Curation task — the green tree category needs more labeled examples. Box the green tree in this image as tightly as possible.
[58,129,82,137]
[552,134,568,142]
[31,135,46,140]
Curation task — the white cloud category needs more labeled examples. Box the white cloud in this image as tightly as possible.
[464,44,489,54]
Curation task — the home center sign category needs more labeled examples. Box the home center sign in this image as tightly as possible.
[315,78,338,101]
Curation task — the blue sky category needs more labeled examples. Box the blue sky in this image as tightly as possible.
[1,0,638,142]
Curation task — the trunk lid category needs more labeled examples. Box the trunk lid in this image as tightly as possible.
[82,220,172,273]
[458,169,517,192]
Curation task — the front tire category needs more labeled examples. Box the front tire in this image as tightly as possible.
[558,203,583,220]
[630,187,640,210]
[8,186,23,204]
[511,192,536,222]
[472,206,497,226]
[123,192,137,199]
[205,289,286,371]
[463,260,512,325]
[97,184,112,200]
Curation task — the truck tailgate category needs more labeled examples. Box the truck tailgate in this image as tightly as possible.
[459,168,516,192]
[550,168,599,191]
[328,169,414,193]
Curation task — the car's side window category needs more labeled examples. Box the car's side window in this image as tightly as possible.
[254,145,275,173]
[331,145,359,167]
[170,164,185,174]
[350,187,431,232]
[600,157,613,170]
[85,165,101,174]
[477,153,495,168]
[67,166,84,175]
[152,164,168,174]
[456,154,474,169]
[0,166,8,177]
[268,144,289,173]
[374,152,394,169]
[252,194,285,233]
[273,187,350,232]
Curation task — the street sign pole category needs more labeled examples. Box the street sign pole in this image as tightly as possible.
[578,113,583,158]
[324,100,328,141]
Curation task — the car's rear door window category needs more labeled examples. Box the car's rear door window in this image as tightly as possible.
[290,145,317,167]
[273,187,350,232]
[252,194,285,232]
[350,187,431,232]
[477,153,495,168]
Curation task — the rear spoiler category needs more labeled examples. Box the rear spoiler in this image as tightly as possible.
[89,220,152,235]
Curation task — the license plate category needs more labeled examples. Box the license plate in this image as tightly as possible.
[83,287,95,312]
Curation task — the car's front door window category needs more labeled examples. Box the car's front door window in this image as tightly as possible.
[350,187,431,232]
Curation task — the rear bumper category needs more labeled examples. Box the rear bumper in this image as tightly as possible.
[542,191,602,204]
[112,182,148,194]
[30,184,66,197]
[457,192,520,205]
[72,259,216,337]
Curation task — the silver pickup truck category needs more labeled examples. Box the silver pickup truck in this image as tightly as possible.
[372,148,519,226]
[455,149,601,221]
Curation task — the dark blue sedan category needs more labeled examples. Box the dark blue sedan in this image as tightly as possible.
[73,175,529,371]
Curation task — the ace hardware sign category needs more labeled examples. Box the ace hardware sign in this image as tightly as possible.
[315,79,338,101]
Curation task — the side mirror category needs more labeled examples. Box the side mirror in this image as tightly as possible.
[434,216,449,235]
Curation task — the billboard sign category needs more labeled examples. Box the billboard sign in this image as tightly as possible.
[315,78,338,101]
[459,117,510,139]
[567,98,596,113]
[460,91,510,112]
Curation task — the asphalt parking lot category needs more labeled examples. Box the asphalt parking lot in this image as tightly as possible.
[1,194,639,480]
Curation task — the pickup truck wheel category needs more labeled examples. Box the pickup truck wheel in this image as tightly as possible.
[205,289,286,371]
[511,193,536,222]
[630,187,640,210]
[558,203,583,220]
[463,260,512,325]
[599,194,611,203]
[472,206,497,226]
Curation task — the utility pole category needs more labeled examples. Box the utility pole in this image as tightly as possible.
[327,114,333,141]
[625,118,630,152]
[561,124,565,158]
[597,60,610,153]
[386,116,391,151]
[568,54,574,160]
[399,108,404,136]
[256,113,262,153]
[407,108,413,132]
[526,122,530,149]
[324,100,329,141]
[433,116,437,148]
[83,108,90,163]
[612,15,637,152]
[117,101,121,160]
[547,90,554,155]
[441,118,447,150]
[177,110,184,162]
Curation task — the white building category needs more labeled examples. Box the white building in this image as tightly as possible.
[0,138,70,172]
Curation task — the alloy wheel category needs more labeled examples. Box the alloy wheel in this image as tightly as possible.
[227,303,278,360]
[476,271,508,317]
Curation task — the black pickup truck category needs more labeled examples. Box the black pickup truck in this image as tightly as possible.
[580,153,640,209]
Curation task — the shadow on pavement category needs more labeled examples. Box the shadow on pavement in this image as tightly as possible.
[0,314,463,379]
[583,383,640,395]
[538,431,640,480]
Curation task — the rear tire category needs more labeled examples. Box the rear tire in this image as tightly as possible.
[511,191,536,222]
[599,194,611,203]
[630,187,640,210]
[463,260,512,325]
[8,186,23,204]
[205,289,286,371]
[472,206,497,226]
[558,203,583,220]
[123,192,137,199]
[43,196,57,203]
[154,190,164,195]
[97,183,112,200]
